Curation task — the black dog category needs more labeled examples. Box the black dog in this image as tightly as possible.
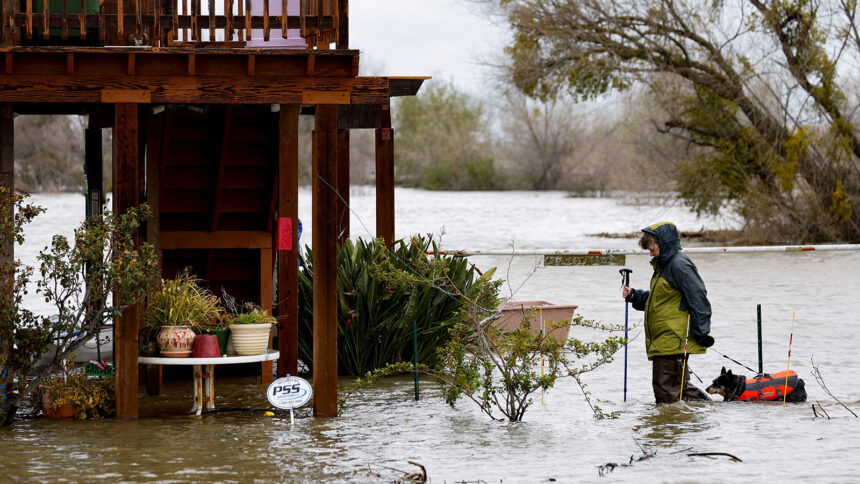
[706,367,807,402]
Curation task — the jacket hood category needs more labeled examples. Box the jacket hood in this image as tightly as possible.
[642,221,681,265]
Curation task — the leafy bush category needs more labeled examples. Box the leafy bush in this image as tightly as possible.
[298,236,490,376]
[342,279,624,422]
[38,373,115,419]
[1,188,157,425]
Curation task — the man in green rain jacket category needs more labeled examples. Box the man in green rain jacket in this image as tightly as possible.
[622,222,713,403]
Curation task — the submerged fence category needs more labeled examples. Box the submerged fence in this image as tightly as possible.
[433,244,860,266]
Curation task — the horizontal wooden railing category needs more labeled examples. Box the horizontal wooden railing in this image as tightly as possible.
[1,0,346,48]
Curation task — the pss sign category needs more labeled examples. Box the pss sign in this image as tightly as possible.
[266,376,312,409]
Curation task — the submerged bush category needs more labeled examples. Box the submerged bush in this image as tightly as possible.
[298,236,489,376]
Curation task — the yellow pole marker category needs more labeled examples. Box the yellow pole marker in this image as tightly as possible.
[783,312,795,406]
[679,314,691,403]
[540,308,545,405]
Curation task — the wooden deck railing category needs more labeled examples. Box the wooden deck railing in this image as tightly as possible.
[1,0,346,48]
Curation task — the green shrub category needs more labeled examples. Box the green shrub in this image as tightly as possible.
[298,236,493,376]
[38,373,115,419]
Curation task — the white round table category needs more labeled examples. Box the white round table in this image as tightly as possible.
[139,350,280,415]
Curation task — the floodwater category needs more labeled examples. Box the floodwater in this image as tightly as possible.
[4,189,860,483]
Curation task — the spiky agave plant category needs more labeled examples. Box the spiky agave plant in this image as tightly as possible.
[298,235,489,376]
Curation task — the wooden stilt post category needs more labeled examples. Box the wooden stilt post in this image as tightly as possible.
[277,105,299,377]
[375,104,394,247]
[144,110,162,396]
[312,104,338,417]
[0,103,14,404]
[0,103,12,266]
[84,123,103,219]
[113,103,141,419]
[260,247,274,385]
[336,128,350,243]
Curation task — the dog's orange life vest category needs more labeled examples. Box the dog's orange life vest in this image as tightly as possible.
[738,371,800,401]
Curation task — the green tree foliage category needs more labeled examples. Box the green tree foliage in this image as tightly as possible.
[394,80,500,190]
[489,0,860,242]
[0,188,157,424]
[298,236,490,376]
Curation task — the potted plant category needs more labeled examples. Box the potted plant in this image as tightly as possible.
[37,357,115,419]
[145,272,221,357]
[226,304,275,356]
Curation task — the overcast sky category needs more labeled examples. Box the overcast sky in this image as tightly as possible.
[349,0,509,94]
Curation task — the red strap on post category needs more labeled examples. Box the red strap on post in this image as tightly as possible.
[276,217,293,251]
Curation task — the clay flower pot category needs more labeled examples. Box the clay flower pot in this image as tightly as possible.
[157,325,196,357]
[228,323,272,356]
[191,334,221,358]
[42,392,75,419]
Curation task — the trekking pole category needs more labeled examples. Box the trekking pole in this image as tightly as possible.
[679,314,691,403]
[619,268,632,402]
[783,312,795,406]
[540,308,545,405]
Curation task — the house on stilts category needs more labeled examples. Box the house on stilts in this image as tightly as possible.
[0,0,426,417]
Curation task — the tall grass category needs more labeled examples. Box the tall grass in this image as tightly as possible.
[144,272,221,331]
[298,236,493,376]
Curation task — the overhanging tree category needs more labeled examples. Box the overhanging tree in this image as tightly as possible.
[487,0,860,242]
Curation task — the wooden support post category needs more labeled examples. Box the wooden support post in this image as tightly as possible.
[0,103,12,265]
[84,124,103,219]
[312,104,338,417]
[2,0,20,47]
[277,105,299,377]
[259,247,273,385]
[336,128,350,243]
[113,103,141,419]
[375,104,394,247]
[0,104,10,405]
[336,0,348,49]
[144,109,163,396]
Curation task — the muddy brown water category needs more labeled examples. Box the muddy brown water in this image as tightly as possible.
[5,191,860,482]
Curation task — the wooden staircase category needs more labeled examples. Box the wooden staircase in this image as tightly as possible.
[150,105,278,307]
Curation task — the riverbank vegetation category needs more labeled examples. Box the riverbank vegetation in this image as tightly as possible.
[481,0,860,242]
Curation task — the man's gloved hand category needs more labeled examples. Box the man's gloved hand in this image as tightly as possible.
[697,335,715,348]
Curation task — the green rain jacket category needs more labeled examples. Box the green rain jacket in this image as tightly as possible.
[626,222,713,359]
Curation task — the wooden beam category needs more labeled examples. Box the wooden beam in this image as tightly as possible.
[0,75,389,105]
[337,104,379,130]
[8,12,338,32]
[277,105,299,378]
[336,128,349,242]
[375,104,394,247]
[113,102,140,419]
[160,230,272,249]
[312,104,338,417]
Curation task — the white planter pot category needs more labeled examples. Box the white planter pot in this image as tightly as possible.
[228,323,272,356]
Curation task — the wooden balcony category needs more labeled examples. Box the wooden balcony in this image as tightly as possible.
[0,0,347,48]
